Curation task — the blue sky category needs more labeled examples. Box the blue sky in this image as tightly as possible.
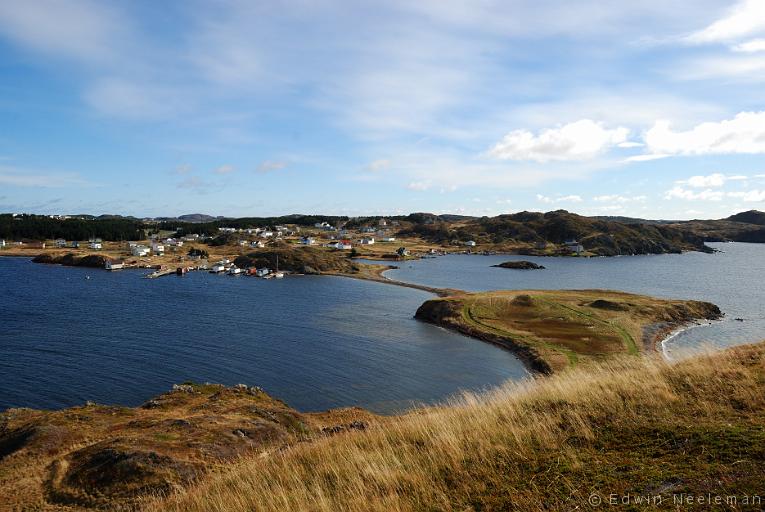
[1,0,765,219]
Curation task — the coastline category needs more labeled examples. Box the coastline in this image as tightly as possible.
[4,253,725,372]
[658,318,723,360]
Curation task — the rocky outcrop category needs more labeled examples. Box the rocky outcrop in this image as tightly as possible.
[0,383,376,511]
[492,261,545,270]
[32,253,108,268]
[234,246,359,274]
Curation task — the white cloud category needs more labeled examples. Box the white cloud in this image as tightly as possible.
[664,187,725,201]
[732,38,765,52]
[257,161,287,173]
[489,120,630,162]
[366,159,391,172]
[593,194,647,203]
[644,112,765,156]
[213,165,235,175]
[617,141,644,148]
[536,194,583,204]
[408,180,432,191]
[686,0,765,43]
[624,153,671,162]
[680,173,728,188]
[727,189,765,201]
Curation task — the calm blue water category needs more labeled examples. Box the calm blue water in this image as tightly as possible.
[384,242,765,358]
[0,257,527,414]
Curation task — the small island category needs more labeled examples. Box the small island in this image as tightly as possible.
[492,260,545,270]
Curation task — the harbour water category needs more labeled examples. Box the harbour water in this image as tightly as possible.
[384,242,765,358]
[0,257,527,414]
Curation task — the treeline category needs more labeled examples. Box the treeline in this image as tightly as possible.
[159,215,351,236]
[0,215,146,241]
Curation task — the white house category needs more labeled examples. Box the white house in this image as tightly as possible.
[300,237,316,245]
[0,239,5,248]
[105,259,125,271]
[131,245,150,257]
[251,240,265,248]
[151,243,165,254]
[327,241,352,250]
[89,241,102,250]
[360,237,375,245]
[564,241,585,255]
[464,240,476,247]
[256,267,270,277]
[380,237,396,243]
[55,239,67,248]
[260,231,274,238]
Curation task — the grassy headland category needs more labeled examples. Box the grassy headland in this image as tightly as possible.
[415,290,721,373]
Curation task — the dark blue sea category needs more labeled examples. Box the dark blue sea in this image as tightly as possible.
[0,257,527,414]
[2,242,762,414]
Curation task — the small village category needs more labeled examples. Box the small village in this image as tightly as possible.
[0,215,591,280]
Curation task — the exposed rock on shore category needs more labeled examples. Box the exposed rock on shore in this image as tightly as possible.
[492,260,545,270]
[32,253,109,268]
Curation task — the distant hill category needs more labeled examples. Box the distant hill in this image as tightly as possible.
[590,215,676,225]
[398,209,711,256]
[177,213,225,223]
[727,210,765,225]
[667,210,765,243]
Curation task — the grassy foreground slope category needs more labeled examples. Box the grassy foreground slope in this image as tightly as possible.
[151,343,765,512]
[415,290,721,373]
[0,384,375,511]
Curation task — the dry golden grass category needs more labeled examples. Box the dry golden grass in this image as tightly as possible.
[148,343,765,512]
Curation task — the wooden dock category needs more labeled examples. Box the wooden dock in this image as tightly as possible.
[144,267,177,279]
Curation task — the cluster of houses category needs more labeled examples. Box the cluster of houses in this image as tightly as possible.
[220,225,295,238]
[209,258,284,279]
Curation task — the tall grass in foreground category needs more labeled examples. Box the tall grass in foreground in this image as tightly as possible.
[148,345,765,511]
